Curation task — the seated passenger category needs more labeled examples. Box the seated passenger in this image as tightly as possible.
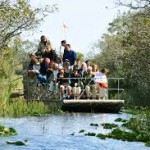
[85,59,91,68]
[57,67,72,99]
[28,53,41,77]
[36,58,51,84]
[94,68,109,100]
[49,63,59,92]
[63,59,72,75]
[83,66,96,99]
[73,58,81,71]
[70,68,81,99]
[56,56,63,68]
[92,64,99,76]
[36,35,58,62]
[78,62,87,77]
[35,35,52,57]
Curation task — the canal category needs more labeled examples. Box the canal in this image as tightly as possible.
[0,113,149,150]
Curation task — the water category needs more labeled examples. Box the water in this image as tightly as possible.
[0,113,149,150]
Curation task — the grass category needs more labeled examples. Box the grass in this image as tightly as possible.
[0,98,62,117]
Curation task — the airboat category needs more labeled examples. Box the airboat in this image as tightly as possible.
[25,77,124,113]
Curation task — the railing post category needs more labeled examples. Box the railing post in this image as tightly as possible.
[118,78,120,99]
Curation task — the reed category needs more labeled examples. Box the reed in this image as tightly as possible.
[0,98,62,117]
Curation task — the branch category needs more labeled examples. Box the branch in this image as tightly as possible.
[116,0,150,9]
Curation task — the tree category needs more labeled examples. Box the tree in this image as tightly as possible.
[92,11,150,106]
[0,0,58,100]
[77,52,84,61]
[0,0,58,47]
[116,0,150,10]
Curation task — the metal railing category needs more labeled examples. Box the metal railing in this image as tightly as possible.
[25,77,124,101]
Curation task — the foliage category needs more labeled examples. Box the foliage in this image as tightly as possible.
[145,141,150,147]
[0,0,57,101]
[84,132,96,136]
[77,52,84,61]
[90,123,99,127]
[116,0,150,10]
[0,0,57,46]
[92,10,150,106]
[0,99,55,117]
[101,123,118,129]
[6,140,26,146]
[0,126,17,136]
[79,129,85,133]
[114,118,128,122]
[83,114,150,147]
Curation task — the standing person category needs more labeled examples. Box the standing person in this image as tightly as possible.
[61,40,67,49]
[63,44,77,67]
[94,68,109,100]
[60,40,67,55]
[36,35,57,62]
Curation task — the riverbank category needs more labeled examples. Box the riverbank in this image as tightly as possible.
[0,98,62,117]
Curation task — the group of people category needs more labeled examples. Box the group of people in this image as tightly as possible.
[28,35,109,100]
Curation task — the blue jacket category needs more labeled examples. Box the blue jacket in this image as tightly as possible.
[63,50,77,66]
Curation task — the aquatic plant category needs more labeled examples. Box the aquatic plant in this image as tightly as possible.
[79,129,85,133]
[0,99,62,117]
[145,141,150,147]
[107,128,137,141]
[6,140,26,146]
[90,123,99,127]
[85,132,96,136]
[101,123,118,129]
[114,118,127,122]
[70,132,75,136]
[0,126,17,136]
[96,133,106,139]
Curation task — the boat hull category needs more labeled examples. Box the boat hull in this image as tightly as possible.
[62,99,124,113]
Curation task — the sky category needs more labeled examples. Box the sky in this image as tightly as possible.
[25,0,127,56]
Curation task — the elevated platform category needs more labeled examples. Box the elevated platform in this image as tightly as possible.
[62,99,124,113]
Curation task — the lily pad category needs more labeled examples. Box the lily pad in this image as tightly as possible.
[90,123,99,127]
[115,118,127,122]
[85,132,96,136]
[6,140,25,146]
[79,129,85,133]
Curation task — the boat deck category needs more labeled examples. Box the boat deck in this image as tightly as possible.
[62,99,124,113]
